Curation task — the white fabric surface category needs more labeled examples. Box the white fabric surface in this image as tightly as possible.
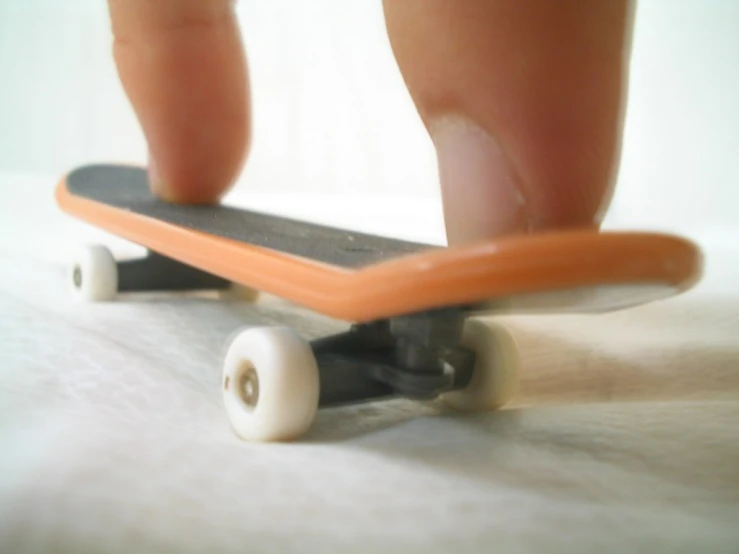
[1,173,738,553]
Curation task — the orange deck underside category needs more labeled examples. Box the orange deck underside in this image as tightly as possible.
[56,178,702,322]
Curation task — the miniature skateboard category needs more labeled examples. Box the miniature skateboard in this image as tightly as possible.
[56,164,703,442]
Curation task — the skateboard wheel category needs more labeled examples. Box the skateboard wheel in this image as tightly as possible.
[440,318,520,412]
[70,245,118,301]
[222,326,320,442]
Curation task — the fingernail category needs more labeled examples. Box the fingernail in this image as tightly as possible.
[147,150,163,196]
[430,116,529,245]
[147,150,175,202]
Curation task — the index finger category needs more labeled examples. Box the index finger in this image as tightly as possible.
[107,0,250,203]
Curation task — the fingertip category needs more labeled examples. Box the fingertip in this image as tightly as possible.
[109,0,250,204]
[384,0,632,243]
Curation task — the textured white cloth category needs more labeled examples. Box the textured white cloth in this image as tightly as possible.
[1,174,738,553]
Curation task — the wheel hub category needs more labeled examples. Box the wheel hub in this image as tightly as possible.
[237,364,259,409]
[73,265,82,289]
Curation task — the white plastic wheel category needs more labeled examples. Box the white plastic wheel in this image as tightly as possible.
[222,326,320,442]
[70,244,118,302]
[440,318,520,411]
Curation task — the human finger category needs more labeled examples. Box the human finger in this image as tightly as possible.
[107,0,250,203]
[383,0,634,244]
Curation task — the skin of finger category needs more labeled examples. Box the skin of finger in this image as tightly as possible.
[383,0,635,236]
[107,0,250,203]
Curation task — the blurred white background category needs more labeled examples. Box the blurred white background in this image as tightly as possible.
[0,0,737,231]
